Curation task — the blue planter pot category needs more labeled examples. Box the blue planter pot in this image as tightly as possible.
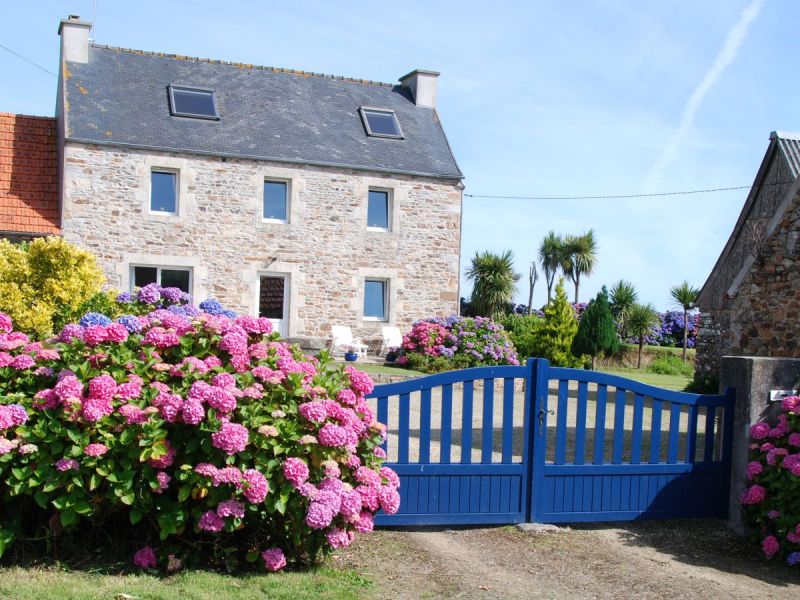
[344,352,358,362]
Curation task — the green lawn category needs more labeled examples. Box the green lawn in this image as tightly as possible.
[600,367,691,391]
[333,361,425,378]
[0,565,369,600]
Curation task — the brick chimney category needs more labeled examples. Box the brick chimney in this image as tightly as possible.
[399,69,439,109]
[58,15,91,64]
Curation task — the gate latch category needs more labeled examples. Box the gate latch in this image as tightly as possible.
[538,408,554,435]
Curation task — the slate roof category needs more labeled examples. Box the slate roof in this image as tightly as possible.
[62,45,463,180]
[0,113,59,236]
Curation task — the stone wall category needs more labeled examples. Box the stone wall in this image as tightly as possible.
[697,183,800,376]
[60,142,462,340]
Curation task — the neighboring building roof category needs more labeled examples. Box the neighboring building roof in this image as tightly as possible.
[697,131,800,309]
[62,45,463,180]
[0,113,60,237]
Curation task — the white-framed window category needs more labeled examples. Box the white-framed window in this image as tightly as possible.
[150,169,178,214]
[263,179,289,223]
[367,188,391,231]
[131,265,192,294]
[363,278,389,321]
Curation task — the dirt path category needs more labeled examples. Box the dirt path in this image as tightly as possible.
[334,521,800,599]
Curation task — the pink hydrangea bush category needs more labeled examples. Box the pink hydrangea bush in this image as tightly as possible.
[741,395,800,567]
[397,315,518,373]
[0,305,397,572]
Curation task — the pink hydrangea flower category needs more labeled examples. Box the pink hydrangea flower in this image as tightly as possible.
[211,373,236,388]
[788,433,800,447]
[345,365,374,395]
[216,499,245,518]
[83,443,109,457]
[194,463,219,479]
[782,395,800,413]
[378,485,401,514]
[133,546,157,569]
[182,399,205,425]
[257,424,278,437]
[353,511,374,533]
[198,510,225,532]
[55,458,79,472]
[305,502,336,529]
[746,460,763,481]
[105,322,129,343]
[206,387,237,413]
[54,374,83,404]
[298,401,327,423]
[261,547,286,572]
[750,422,771,440]
[242,469,268,503]
[153,392,183,423]
[336,389,357,406]
[83,325,108,347]
[211,422,249,455]
[154,471,171,494]
[339,489,363,517]
[355,466,381,487]
[0,313,12,334]
[380,466,401,488]
[88,374,117,400]
[82,396,113,422]
[213,466,243,487]
[0,437,16,455]
[326,528,355,549]
[283,457,309,485]
[119,404,149,425]
[356,485,380,511]
[741,484,766,505]
[10,354,35,370]
[783,454,800,476]
[762,535,780,558]
[318,423,356,448]
[143,327,180,348]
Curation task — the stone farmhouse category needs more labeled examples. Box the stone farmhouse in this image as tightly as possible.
[32,15,464,340]
[696,131,800,379]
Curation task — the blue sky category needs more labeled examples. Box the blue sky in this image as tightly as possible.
[2,1,798,310]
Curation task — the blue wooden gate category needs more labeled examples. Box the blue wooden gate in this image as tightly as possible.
[367,358,734,525]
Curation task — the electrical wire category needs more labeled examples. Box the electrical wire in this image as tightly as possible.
[464,180,795,201]
[0,43,57,77]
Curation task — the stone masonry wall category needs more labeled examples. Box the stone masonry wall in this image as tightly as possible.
[696,184,800,376]
[61,143,462,340]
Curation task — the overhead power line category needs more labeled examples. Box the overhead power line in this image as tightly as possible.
[0,43,57,77]
[464,181,795,201]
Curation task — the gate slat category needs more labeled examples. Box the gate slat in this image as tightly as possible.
[555,380,569,465]
[502,378,514,464]
[461,380,474,464]
[667,403,681,464]
[574,381,588,465]
[420,388,432,464]
[593,384,608,465]
[703,406,716,462]
[482,378,494,464]
[441,383,453,465]
[398,392,410,464]
[612,388,626,464]
[377,396,389,456]
[649,399,662,464]
[631,393,644,464]
[686,406,698,463]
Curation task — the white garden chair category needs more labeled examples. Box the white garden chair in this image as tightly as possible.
[381,325,403,354]
[330,325,369,358]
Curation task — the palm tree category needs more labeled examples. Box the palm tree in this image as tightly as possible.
[627,303,659,368]
[561,230,598,304]
[465,250,520,320]
[609,279,638,339]
[538,231,562,304]
[670,281,700,361]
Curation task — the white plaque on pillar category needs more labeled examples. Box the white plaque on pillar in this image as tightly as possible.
[769,389,798,402]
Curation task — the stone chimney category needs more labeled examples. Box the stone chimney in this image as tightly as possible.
[58,15,91,64]
[399,69,439,108]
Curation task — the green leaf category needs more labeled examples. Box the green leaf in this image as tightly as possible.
[130,510,144,525]
[178,485,191,502]
[60,510,77,527]
[120,491,135,506]
[73,500,92,515]
[34,491,49,508]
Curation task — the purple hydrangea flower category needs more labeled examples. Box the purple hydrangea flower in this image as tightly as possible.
[116,292,133,303]
[161,287,183,304]
[137,283,162,305]
[117,315,144,333]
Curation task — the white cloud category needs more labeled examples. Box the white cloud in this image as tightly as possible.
[642,0,765,192]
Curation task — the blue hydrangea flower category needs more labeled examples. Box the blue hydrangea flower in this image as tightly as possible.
[137,283,162,305]
[79,312,112,328]
[116,315,143,333]
[183,304,202,317]
[161,287,183,304]
[199,298,223,315]
[116,292,133,303]
[788,552,800,566]
[222,309,238,319]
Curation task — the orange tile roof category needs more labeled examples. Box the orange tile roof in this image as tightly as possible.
[0,113,60,235]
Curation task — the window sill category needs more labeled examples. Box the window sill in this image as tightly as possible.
[149,211,178,216]
[362,316,388,322]
[261,218,289,225]
[366,226,391,233]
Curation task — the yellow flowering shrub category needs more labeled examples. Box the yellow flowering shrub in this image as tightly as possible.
[0,237,105,336]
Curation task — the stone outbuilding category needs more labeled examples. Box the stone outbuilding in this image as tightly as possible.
[696,131,800,379]
[54,16,464,341]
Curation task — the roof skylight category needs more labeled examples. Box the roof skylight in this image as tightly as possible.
[168,85,219,120]
[359,107,403,139]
